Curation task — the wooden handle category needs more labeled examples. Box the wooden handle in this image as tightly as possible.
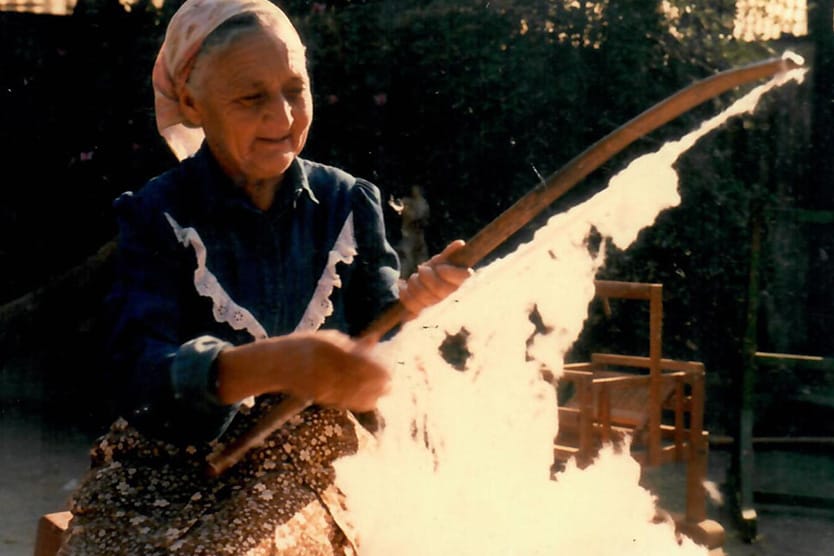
[206,55,802,475]
[205,396,311,477]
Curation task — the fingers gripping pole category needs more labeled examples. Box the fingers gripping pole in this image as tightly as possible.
[205,55,803,476]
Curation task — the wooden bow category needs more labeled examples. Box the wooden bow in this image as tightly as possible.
[205,55,803,477]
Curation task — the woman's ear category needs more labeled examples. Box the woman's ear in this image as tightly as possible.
[179,87,203,128]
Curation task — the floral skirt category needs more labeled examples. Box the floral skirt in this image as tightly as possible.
[59,397,369,555]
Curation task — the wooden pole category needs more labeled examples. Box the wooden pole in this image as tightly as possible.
[647,283,663,466]
[362,56,803,344]
[685,364,707,523]
[734,205,763,541]
[206,55,804,476]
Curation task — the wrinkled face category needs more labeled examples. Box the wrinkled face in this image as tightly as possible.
[183,26,312,185]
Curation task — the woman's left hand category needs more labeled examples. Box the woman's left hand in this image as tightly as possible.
[398,239,472,318]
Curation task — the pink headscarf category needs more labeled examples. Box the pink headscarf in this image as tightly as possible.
[152,0,301,161]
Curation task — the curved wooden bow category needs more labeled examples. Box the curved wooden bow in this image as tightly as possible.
[205,54,803,477]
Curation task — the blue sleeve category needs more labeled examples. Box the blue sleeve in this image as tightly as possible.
[103,191,238,444]
[343,179,401,337]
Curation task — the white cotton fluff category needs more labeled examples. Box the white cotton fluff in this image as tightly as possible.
[334,59,807,556]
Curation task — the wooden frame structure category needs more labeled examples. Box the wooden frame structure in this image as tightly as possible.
[553,280,723,551]
[729,208,834,542]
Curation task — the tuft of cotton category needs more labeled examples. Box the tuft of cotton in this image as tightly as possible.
[335,59,804,556]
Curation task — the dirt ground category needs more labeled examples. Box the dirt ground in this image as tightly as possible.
[641,449,834,555]
[0,407,94,556]
[1,391,832,555]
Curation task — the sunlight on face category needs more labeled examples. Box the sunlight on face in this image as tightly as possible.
[187,26,312,187]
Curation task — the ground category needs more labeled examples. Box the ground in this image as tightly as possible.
[641,450,834,555]
[1,355,832,555]
[0,407,93,556]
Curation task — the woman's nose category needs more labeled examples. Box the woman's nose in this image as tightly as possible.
[264,94,293,127]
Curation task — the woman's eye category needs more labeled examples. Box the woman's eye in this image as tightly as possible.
[285,87,305,100]
[239,93,265,105]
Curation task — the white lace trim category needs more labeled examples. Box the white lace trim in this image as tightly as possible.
[165,210,356,338]
[295,212,357,333]
[164,213,269,341]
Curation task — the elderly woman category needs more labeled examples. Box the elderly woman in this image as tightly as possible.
[58,1,469,554]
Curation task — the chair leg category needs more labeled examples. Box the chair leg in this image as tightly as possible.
[676,430,724,551]
[674,515,726,551]
[34,512,72,556]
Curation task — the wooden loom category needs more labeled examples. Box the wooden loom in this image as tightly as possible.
[553,280,724,552]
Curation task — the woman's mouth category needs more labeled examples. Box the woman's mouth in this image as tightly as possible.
[257,135,292,150]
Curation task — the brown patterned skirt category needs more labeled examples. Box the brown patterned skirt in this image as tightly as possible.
[59,397,369,555]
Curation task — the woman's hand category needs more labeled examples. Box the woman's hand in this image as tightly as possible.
[215,331,390,411]
[398,239,472,318]
[214,240,471,409]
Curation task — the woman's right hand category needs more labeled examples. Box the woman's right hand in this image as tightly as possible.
[215,331,391,412]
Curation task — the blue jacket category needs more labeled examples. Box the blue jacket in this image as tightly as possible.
[103,144,400,443]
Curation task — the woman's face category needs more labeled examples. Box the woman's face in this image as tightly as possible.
[184,27,312,185]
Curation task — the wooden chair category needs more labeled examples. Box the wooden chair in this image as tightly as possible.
[553,280,723,551]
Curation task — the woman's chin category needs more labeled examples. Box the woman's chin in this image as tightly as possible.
[243,154,295,183]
